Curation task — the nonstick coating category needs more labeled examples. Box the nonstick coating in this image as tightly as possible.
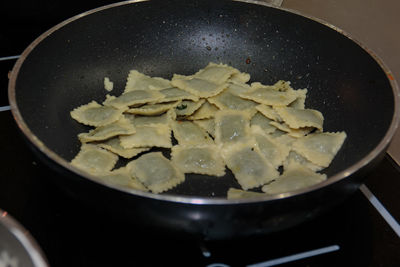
[9,0,398,239]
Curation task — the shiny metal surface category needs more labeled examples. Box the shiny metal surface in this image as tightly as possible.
[0,210,48,267]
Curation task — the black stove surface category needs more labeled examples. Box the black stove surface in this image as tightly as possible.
[1,2,400,266]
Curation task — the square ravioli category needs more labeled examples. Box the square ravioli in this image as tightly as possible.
[222,142,279,190]
[239,84,298,106]
[250,112,277,134]
[119,124,172,149]
[171,76,227,98]
[103,90,165,110]
[171,121,214,145]
[171,145,225,176]
[124,70,171,92]
[275,106,324,131]
[97,167,148,191]
[78,116,136,143]
[70,101,123,127]
[97,137,150,159]
[208,89,258,112]
[214,110,252,145]
[71,144,118,175]
[251,126,291,169]
[127,152,185,193]
[156,87,199,103]
[269,121,313,138]
[125,101,180,115]
[129,110,174,127]
[175,99,205,117]
[193,62,239,84]
[187,101,219,120]
[292,131,347,167]
[193,119,215,138]
[262,163,327,195]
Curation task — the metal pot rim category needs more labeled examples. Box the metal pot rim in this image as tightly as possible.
[0,209,49,267]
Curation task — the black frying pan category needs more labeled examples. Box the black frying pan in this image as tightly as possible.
[8,0,400,240]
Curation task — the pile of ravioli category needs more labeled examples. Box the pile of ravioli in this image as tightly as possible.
[70,62,346,199]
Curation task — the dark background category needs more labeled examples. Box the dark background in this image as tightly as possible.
[0,1,120,57]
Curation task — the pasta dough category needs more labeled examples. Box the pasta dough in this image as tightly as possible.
[171,145,226,176]
[69,62,346,197]
[78,116,136,143]
[292,132,347,167]
[119,124,172,149]
[171,121,214,145]
[214,110,252,145]
[97,167,148,191]
[262,163,327,194]
[127,152,185,193]
[222,142,279,190]
[125,70,171,92]
[70,101,123,127]
[71,144,118,175]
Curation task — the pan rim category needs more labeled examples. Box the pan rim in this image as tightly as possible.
[8,0,400,205]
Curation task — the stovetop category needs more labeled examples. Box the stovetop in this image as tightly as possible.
[1,1,400,266]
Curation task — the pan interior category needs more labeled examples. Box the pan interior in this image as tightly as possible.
[13,0,395,198]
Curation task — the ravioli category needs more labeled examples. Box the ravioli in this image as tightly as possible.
[208,90,258,112]
[125,70,171,92]
[130,110,174,127]
[269,121,313,138]
[171,121,214,145]
[275,106,324,131]
[119,124,172,149]
[78,116,136,143]
[125,101,180,115]
[187,101,219,120]
[250,112,276,134]
[171,77,227,98]
[292,132,347,167]
[289,88,308,109]
[69,62,347,197]
[193,118,215,138]
[127,152,185,193]
[214,110,252,145]
[283,151,324,172]
[193,62,239,84]
[71,144,118,175]
[175,99,205,117]
[262,163,327,194]
[97,137,150,159]
[70,101,123,127]
[255,104,282,122]
[222,142,279,190]
[157,87,199,103]
[251,126,291,169]
[226,82,252,95]
[171,145,225,176]
[240,84,298,106]
[97,167,148,191]
[103,90,165,110]
[229,72,251,84]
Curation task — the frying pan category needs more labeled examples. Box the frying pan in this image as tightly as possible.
[8,0,400,240]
